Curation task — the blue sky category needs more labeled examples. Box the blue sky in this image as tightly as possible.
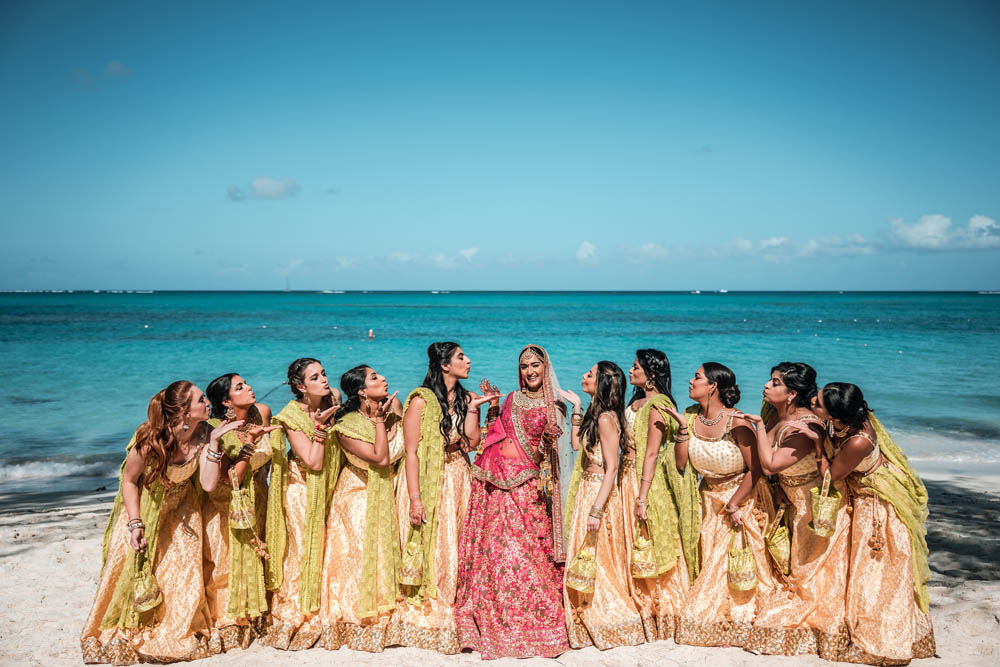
[1,1,998,290]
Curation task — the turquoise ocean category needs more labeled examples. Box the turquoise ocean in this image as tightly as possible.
[1,291,998,505]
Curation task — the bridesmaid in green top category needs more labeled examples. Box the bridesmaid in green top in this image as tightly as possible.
[260,358,342,651]
[621,349,698,641]
[202,373,278,652]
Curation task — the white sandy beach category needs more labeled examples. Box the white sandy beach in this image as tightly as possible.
[1,464,998,666]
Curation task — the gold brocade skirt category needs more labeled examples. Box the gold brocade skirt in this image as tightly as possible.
[259,462,322,651]
[837,479,935,665]
[675,475,776,648]
[563,472,645,650]
[201,484,256,653]
[619,461,690,642]
[745,477,851,657]
[319,464,396,652]
[390,450,471,653]
[81,480,214,665]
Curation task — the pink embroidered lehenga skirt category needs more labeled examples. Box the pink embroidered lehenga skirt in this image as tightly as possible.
[454,449,570,659]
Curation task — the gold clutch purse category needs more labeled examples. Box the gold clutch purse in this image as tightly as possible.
[630,519,658,579]
[132,550,163,614]
[727,526,758,592]
[566,534,597,594]
[398,526,423,587]
[765,506,791,576]
[809,471,841,538]
[228,469,254,531]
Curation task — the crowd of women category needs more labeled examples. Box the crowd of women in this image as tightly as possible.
[80,342,935,665]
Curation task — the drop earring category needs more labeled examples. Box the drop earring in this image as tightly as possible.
[225,405,236,420]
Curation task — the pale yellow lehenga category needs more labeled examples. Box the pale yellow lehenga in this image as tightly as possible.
[835,418,935,665]
[563,416,645,650]
[319,411,404,651]
[81,432,214,665]
[675,411,777,647]
[619,398,692,641]
[201,411,271,653]
[259,401,339,651]
[745,416,852,657]
[391,391,471,654]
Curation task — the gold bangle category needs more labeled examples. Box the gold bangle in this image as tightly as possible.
[588,505,605,519]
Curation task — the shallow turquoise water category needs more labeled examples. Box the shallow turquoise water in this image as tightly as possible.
[1,291,998,495]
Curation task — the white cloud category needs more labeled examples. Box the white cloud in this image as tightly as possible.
[459,247,480,262]
[103,61,131,78]
[251,176,300,199]
[576,240,597,264]
[637,243,669,261]
[888,214,1000,250]
[800,234,876,257]
[430,253,457,269]
[388,251,413,263]
[227,176,301,201]
[651,233,873,263]
[889,214,952,249]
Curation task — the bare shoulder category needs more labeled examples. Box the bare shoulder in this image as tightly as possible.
[257,403,272,421]
[730,412,753,430]
[597,411,618,427]
[843,433,875,454]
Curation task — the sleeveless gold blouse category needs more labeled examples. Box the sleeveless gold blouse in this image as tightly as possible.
[688,414,745,477]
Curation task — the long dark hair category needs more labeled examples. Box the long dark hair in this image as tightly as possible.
[335,365,369,422]
[206,373,237,419]
[702,362,741,408]
[287,357,335,410]
[771,361,818,408]
[629,348,675,407]
[580,361,628,456]
[422,342,470,448]
[821,382,871,428]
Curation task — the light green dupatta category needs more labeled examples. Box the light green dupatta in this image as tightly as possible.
[400,387,446,601]
[661,405,703,583]
[206,418,267,620]
[333,411,401,618]
[562,432,586,540]
[864,413,931,613]
[265,400,342,615]
[99,430,200,630]
[632,394,682,575]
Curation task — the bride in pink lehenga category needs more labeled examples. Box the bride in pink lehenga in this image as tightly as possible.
[454,345,571,659]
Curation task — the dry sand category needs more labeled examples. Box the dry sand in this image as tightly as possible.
[1,467,998,666]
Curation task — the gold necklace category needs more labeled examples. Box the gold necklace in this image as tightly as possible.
[697,408,726,426]
[522,388,543,399]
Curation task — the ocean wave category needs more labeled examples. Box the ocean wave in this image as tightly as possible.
[0,459,118,481]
